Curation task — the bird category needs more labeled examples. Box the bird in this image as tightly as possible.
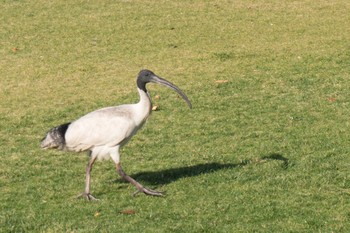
[41,69,192,200]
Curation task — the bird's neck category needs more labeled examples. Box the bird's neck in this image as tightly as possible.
[135,88,152,122]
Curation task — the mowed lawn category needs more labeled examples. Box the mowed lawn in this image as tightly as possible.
[1,0,350,232]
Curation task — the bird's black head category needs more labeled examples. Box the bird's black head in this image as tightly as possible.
[137,69,155,92]
[136,69,192,109]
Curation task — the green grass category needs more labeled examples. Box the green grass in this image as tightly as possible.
[1,0,350,232]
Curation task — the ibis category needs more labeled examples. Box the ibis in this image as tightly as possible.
[41,69,192,200]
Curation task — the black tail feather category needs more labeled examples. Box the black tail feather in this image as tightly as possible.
[41,122,71,149]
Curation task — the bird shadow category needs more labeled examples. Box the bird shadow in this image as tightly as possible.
[261,153,289,169]
[128,162,241,186]
[113,153,289,187]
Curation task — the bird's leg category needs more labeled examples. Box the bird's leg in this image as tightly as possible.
[115,163,164,197]
[77,155,99,201]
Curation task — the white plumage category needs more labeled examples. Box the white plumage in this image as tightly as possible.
[66,99,149,154]
[41,69,191,200]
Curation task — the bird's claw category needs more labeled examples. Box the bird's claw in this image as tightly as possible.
[77,192,99,201]
[133,187,164,197]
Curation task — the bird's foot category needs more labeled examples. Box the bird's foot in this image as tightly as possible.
[77,192,99,201]
[133,187,164,197]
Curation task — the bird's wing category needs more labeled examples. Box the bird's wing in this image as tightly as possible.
[64,106,137,152]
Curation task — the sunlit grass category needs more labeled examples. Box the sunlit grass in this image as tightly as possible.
[1,0,350,232]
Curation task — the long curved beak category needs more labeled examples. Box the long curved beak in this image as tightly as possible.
[150,75,192,109]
